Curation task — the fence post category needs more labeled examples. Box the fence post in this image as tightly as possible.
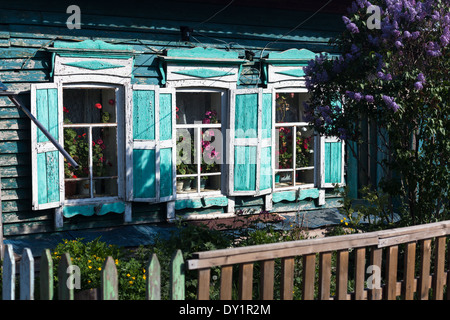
[146,253,161,300]
[20,248,34,300]
[101,256,119,300]
[170,249,185,300]
[2,244,15,300]
[58,252,74,300]
[40,249,54,300]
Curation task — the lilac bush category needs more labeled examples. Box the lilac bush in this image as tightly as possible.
[304,0,449,224]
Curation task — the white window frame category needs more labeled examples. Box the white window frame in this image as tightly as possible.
[61,82,126,206]
[175,87,228,199]
[273,87,317,191]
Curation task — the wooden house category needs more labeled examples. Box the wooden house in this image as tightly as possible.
[0,0,358,237]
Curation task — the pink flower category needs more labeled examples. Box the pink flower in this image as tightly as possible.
[108,99,115,105]
[96,139,103,145]
[202,118,211,124]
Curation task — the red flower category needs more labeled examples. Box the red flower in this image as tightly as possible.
[95,103,102,109]
[72,174,77,179]
[108,99,115,105]
[63,106,69,113]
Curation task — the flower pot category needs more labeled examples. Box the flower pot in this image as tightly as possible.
[275,174,280,183]
[280,172,292,183]
[176,180,184,192]
[200,178,207,190]
[78,181,90,195]
[182,179,192,191]
[65,180,77,197]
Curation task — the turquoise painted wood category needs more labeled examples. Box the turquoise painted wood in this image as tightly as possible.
[324,142,342,184]
[170,250,185,300]
[175,196,228,210]
[133,89,155,140]
[34,87,60,207]
[146,253,161,300]
[260,146,272,191]
[272,188,320,203]
[159,147,173,198]
[166,47,239,60]
[235,93,258,139]
[133,149,156,199]
[261,93,272,140]
[159,93,172,141]
[234,146,257,191]
[173,68,234,78]
[40,249,54,300]
[62,202,125,218]
[37,150,60,205]
[62,60,126,70]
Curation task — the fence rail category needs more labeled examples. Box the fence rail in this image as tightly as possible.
[188,220,450,300]
[2,220,450,300]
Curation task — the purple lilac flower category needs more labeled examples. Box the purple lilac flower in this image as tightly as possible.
[395,40,403,49]
[440,34,449,47]
[414,81,423,90]
[346,22,359,34]
[411,31,420,39]
[382,95,400,112]
[365,95,374,103]
[417,73,426,82]
[403,31,411,39]
[354,92,363,101]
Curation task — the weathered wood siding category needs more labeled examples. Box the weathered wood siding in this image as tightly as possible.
[0,0,346,235]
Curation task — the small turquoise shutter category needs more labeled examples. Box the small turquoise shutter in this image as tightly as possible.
[129,85,175,202]
[31,83,63,210]
[229,89,273,195]
[319,100,345,188]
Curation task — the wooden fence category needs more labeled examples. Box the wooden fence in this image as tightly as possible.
[1,245,186,300]
[188,220,450,300]
[2,220,450,300]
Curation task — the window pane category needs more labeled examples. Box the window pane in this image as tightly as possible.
[92,127,117,178]
[296,169,314,185]
[296,126,314,167]
[275,92,309,123]
[176,92,221,124]
[64,127,89,178]
[176,128,196,176]
[94,178,118,198]
[63,88,116,124]
[201,128,222,173]
[277,127,293,169]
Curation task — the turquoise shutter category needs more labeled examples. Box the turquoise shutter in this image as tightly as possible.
[128,85,175,202]
[31,83,63,210]
[318,100,345,188]
[229,89,273,195]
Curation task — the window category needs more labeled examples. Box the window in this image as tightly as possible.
[275,92,315,189]
[175,90,225,195]
[62,86,123,201]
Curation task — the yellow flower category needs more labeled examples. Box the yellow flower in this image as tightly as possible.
[54,251,58,255]
[98,267,102,271]
[88,266,92,269]
[127,273,131,277]
[143,275,146,280]
[345,222,348,226]
[88,260,92,263]
[132,276,135,280]
[115,259,119,265]
[88,280,91,283]
[340,219,343,223]
[343,217,346,220]
[143,268,146,273]
[129,281,133,285]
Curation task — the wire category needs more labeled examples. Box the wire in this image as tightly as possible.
[193,0,236,29]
